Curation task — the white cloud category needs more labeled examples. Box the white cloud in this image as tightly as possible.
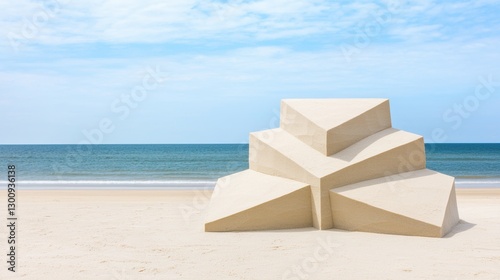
[3,0,335,46]
[3,0,497,48]
[0,0,500,51]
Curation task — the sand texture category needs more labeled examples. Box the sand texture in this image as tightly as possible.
[0,189,499,279]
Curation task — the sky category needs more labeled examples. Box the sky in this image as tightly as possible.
[1,0,499,144]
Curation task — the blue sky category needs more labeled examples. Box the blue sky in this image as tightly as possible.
[1,0,499,144]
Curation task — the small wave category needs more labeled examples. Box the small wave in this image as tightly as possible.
[17,180,217,185]
[3,178,499,190]
[455,178,500,188]
[0,180,217,190]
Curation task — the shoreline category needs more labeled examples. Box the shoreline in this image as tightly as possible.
[3,177,500,190]
[14,187,500,194]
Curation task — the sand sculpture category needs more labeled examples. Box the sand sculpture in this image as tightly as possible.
[205,99,459,237]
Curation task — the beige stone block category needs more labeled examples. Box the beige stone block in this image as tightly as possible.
[329,169,460,237]
[205,98,459,237]
[250,127,425,229]
[280,99,392,155]
[250,127,425,186]
[205,170,312,232]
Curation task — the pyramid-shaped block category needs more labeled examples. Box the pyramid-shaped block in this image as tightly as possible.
[281,99,391,155]
[205,170,312,232]
[329,169,460,237]
[205,98,459,238]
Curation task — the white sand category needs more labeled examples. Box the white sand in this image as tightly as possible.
[1,189,499,279]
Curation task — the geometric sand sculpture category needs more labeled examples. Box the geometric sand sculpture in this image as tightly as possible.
[205,170,312,232]
[205,99,460,237]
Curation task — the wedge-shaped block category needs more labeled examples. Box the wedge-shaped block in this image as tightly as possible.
[249,127,425,229]
[281,99,391,155]
[205,170,312,232]
[329,169,460,237]
[250,127,425,188]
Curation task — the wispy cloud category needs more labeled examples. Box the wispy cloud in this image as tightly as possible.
[3,0,497,48]
[1,0,500,143]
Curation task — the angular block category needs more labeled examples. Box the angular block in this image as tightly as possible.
[442,187,460,235]
[329,169,460,237]
[250,127,425,229]
[205,170,312,232]
[322,127,426,188]
[281,99,391,155]
[206,98,459,237]
[250,127,425,187]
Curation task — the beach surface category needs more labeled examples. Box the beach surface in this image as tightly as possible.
[1,189,499,279]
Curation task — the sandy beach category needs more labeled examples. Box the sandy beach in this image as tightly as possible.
[1,188,499,279]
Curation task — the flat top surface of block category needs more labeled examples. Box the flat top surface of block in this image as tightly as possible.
[206,170,309,222]
[331,169,455,226]
[282,98,389,130]
[251,127,422,178]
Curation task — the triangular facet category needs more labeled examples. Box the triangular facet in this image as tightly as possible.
[330,169,457,237]
[441,185,460,236]
[205,170,312,232]
[281,99,391,155]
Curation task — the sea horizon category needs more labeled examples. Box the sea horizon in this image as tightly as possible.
[1,143,499,190]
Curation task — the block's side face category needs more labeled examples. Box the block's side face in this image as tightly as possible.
[204,176,233,223]
[330,191,441,237]
[310,185,322,229]
[205,186,312,232]
[205,169,309,223]
[249,133,320,186]
[319,187,334,229]
[326,100,392,155]
[441,184,460,237]
[323,138,426,189]
[280,100,327,155]
[307,185,332,230]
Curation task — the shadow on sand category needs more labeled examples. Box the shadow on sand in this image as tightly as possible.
[444,220,476,238]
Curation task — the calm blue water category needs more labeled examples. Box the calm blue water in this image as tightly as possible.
[0,144,499,189]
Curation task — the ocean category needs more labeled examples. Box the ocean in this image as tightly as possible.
[1,144,499,189]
